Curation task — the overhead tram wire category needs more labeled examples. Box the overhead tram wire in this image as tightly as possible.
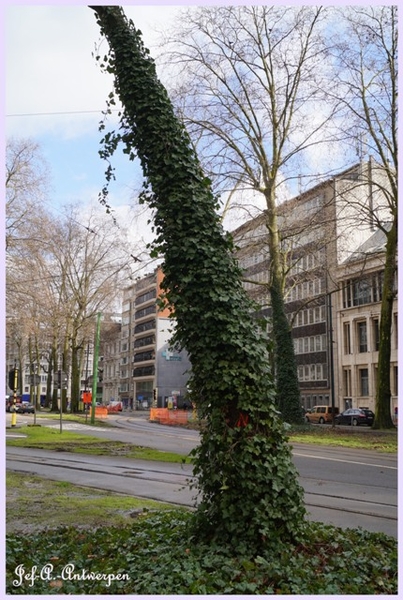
[6,109,121,118]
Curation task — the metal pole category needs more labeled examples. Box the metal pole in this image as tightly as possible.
[91,313,102,424]
[10,365,18,428]
[85,342,90,423]
[327,293,336,428]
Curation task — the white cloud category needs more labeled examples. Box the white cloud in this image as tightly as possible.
[5,5,183,139]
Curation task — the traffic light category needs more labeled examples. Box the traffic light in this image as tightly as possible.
[8,368,19,391]
[56,370,68,389]
[153,388,158,406]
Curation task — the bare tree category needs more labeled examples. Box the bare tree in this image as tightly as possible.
[330,6,397,429]
[6,137,49,252]
[6,201,142,412]
[160,5,338,422]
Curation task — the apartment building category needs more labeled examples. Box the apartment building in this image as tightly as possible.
[335,229,398,413]
[100,317,122,405]
[232,160,394,411]
[118,267,191,408]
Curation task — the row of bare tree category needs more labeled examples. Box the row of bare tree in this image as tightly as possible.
[6,6,397,428]
[6,138,146,411]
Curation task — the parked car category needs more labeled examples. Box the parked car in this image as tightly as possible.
[305,405,339,424]
[15,403,35,414]
[335,408,374,426]
[6,398,22,412]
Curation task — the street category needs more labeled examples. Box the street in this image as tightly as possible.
[6,413,398,538]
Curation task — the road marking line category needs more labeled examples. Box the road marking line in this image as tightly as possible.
[293,452,397,470]
[45,424,101,432]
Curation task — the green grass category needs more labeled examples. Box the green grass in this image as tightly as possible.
[6,426,191,463]
[7,419,397,462]
[288,424,398,453]
[6,471,177,535]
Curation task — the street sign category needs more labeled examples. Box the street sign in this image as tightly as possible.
[82,391,92,404]
[29,374,41,385]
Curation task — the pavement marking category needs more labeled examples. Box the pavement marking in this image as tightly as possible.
[45,423,103,432]
[293,451,397,470]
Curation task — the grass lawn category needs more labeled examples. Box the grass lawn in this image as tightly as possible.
[288,424,397,453]
[6,425,192,463]
[6,471,176,535]
[6,420,397,594]
[7,413,398,455]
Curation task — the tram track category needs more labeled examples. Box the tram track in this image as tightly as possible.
[6,447,397,537]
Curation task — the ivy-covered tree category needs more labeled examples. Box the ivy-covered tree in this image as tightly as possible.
[91,5,306,552]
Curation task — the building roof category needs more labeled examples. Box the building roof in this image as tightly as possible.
[342,226,389,264]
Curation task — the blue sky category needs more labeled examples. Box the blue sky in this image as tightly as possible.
[5,1,389,233]
[5,4,188,233]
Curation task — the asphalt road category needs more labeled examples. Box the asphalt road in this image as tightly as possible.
[6,413,397,538]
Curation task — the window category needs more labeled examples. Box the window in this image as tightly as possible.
[135,289,156,306]
[135,305,156,319]
[353,279,372,305]
[343,272,384,308]
[372,319,380,351]
[393,366,398,396]
[343,323,351,354]
[357,322,368,353]
[343,369,351,397]
[132,365,155,377]
[394,314,398,349]
[359,368,369,396]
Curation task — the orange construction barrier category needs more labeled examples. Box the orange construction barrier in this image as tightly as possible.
[95,407,108,419]
[150,408,169,422]
[150,408,190,425]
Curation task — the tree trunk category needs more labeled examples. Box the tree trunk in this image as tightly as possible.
[91,5,307,553]
[70,341,81,413]
[373,216,397,429]
[264,189,303,423]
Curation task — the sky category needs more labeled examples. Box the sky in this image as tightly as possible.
[4,1,397,238]
[5,4,193,243]
[4,2,271,243]
[4,0,342,242]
